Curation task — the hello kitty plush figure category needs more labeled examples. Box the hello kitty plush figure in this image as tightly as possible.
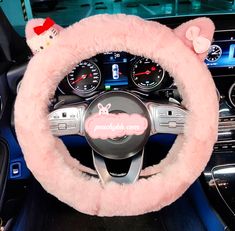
[25,17,63,54]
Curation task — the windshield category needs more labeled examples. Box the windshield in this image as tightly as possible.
[1,0,235,35]
[32,0,235,25]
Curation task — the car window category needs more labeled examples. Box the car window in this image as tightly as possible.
[30,0,235,24]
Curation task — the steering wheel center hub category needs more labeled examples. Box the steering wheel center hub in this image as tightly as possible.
[84,91,151,159]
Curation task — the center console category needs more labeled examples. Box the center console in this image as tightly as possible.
[203,29,235,229]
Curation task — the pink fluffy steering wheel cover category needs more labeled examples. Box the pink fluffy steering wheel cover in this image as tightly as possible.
[14,14,218,216]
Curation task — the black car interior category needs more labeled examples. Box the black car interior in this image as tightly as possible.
[0,5,235,231]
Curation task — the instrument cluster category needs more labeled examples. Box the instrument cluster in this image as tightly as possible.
[204,30,235,109]
[58,52,173,97]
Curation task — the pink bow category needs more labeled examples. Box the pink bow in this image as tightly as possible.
[186,26,211,54]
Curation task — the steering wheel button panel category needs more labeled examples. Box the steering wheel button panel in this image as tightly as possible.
[48,105,87,136]
[146,103,187,135]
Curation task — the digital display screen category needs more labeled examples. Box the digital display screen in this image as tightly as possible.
[102,52,129,90]
[205,31,235,74]
[205,41,235,69]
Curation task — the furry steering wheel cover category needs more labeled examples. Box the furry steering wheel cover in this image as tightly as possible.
[15,14,218,216]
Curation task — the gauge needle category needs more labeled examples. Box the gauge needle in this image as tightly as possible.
[72,74,88,84]
[134,70,151,76]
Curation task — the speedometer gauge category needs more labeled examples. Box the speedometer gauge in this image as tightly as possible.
[67,60,101,95]
[131,58,165,91]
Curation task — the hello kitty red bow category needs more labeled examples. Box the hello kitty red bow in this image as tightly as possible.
[186,26,211,54]
[34,17,55,35]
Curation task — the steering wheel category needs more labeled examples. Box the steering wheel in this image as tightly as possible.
[14,14,218,216]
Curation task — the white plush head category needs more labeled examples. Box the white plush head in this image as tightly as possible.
[25,17,63,54]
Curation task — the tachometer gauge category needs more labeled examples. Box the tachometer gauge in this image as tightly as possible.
[67,60,101,95]
[131,58,165,91]
[206,45,222,62]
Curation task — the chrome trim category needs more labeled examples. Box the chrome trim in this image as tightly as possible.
[228,83,235,108]
[211,164,235,217]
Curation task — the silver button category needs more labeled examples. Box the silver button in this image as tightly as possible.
[67,123,76,129]
[168,121,177,128]
[58,123,67,130]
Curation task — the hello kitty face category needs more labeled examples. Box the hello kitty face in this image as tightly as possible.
[25,17,63,54]
[27,27,60,54]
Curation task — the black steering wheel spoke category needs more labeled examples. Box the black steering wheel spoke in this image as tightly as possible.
[92,150,144,185]
[146,102,187,135]
[48,104,87,136]
[48,94,187,185]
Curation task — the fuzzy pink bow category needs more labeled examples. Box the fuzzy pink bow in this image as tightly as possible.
[186,26,211,54]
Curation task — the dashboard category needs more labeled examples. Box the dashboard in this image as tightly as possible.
[3,14,235,229]
[205,30,235,72]
[57,52,173,97]
[204,30,235,110]
[49,32,235,227]
[52,31,235,108]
